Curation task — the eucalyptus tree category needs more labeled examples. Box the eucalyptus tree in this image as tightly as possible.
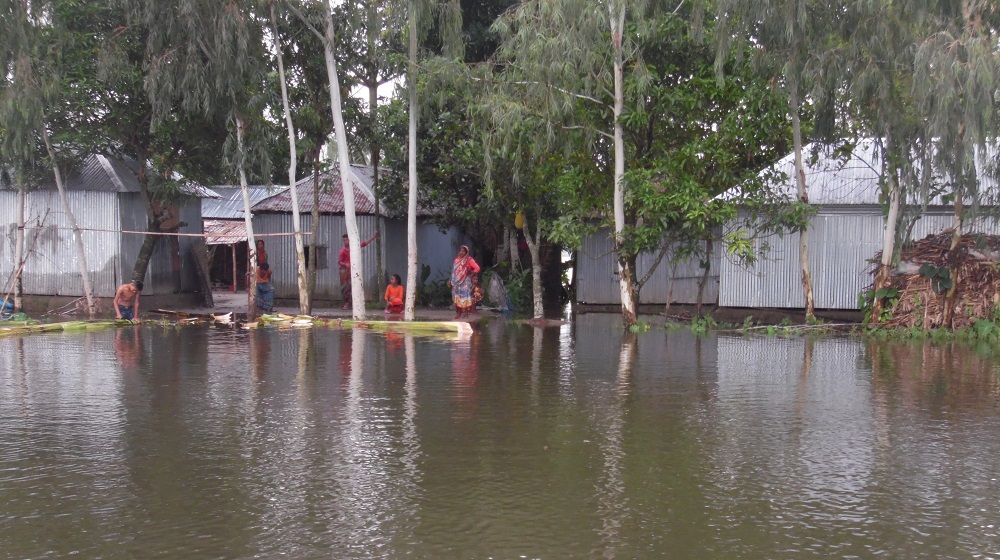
[489,0,686,326]
[711,0,831,320]
[827,0,1000,324]
[98,16,230,288]
[400,0,462,320]
[1,0,96,317]
[270,1,335,311]
[272,2,311,314]
[119,0,274,315]
[285,0,372,318]
[337,0,405,298]
[901,0,999,325]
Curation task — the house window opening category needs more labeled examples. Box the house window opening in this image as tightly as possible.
[305,245,328,270]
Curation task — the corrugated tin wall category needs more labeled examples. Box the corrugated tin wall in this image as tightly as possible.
[417,223,466,283]
[1,190,120,297]
[719,209,1000,310]
[254,214,384,301]
[382,220,408,285]
[576,228,721,305]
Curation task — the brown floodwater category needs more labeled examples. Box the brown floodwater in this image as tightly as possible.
[1,314,999,559]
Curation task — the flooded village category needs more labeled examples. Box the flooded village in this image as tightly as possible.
[3,0,1000,558]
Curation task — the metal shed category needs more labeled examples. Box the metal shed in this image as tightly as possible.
[575,229,721,306]
[1,155,215,299]
[249,164,466,302]
[719,140,1000,310]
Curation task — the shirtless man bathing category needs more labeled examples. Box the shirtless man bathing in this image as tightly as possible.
[114,280,143,321]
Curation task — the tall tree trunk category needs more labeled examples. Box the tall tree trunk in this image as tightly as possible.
[696,238,713,316]
[13,185,25,310]
[789,73,815,321]
[404,0,419,321]
[522,203,543,319]
[273,5,309,314]
[323,3,366,319]
[129,159,163,285]
[609,2,636,327]
[943,184,965,328]
[368,0,384,300]
[307,160,320,312]
[872,165,901,320]
[236,116,258,319]
[43,129,95,318]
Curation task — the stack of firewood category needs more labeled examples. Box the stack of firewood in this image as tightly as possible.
[870,230,1000,329]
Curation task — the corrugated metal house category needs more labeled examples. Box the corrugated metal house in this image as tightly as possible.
[0,155,215,299]
[719,140,1000,310]
[575,230,720,305]
[250,164,466,302]
[202,186,283,290]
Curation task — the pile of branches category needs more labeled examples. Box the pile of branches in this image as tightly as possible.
[870,230,1000,329]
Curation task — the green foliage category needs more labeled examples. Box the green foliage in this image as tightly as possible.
[416,265,452,307]
[629,320,652,334]
[496,266,531,311]
[690,315,717,336]
[918,264,953,295]
[859,286,901,324]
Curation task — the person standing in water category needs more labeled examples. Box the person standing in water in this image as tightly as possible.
[113,280,143,321]
[338,231,378,310]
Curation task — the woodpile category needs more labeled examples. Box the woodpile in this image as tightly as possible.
[871,230,1000,329]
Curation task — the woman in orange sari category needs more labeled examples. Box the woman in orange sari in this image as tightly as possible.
[448,245,480,315]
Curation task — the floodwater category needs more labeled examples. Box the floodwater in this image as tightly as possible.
[1,314,999,559]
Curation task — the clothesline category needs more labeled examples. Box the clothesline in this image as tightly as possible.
[19,225,312,238]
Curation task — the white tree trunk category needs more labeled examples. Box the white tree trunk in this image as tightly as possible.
[404,0,419,321]
[13,185,25,310]
[236,117,258,318]
[789,74,814,320]
[323,3,366,319]
[522,207,543,319]
[880,171,901,271]
[273,7,310,315]
[610,2,636,326]
[43,129,95,318]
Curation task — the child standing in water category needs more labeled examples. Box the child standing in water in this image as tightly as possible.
[384,274,404,314]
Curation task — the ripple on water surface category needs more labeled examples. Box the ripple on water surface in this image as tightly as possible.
[1,322,1000,558]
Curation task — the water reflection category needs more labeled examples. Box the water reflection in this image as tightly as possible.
[114,325,142,370]
[451,333,480,419]
[592,332,635,559]
[1,322,1000,558]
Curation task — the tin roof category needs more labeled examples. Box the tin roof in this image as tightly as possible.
[203,186,284,219]
[204,219,248,245]
[252,164,383,215]
[1,154,219,198]
[726,139,1000,206]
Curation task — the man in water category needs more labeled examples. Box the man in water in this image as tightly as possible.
[114,280,143,321]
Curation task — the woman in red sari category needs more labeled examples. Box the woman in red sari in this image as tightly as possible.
[448,245,480,315]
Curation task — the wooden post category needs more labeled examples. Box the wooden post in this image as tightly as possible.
[231,243,237,292]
